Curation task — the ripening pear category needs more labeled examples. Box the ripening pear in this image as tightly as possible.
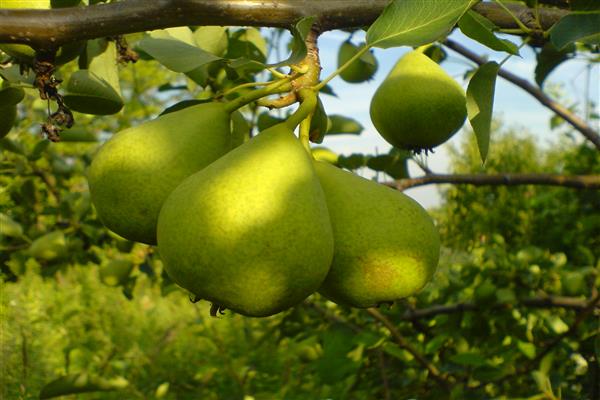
[0,0,84,65]
[88,102,232,245]
[370,50,466,151]
[314,161,440,308]
[338,41,378,83]
[157,123,334,317]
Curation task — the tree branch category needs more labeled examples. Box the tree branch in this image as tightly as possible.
[389,173,600,191]
[366,308,452,390]
[0,1,568,49]
[444,39,600,150]
[400,296,597,321]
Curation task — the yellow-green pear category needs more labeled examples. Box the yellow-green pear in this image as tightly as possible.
[157,123,334,317]
[314,161,440,308]
[370,50,466,151]
[87,102,232,245]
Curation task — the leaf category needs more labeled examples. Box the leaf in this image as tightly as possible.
[449,352,488,367]
[137,37,221,73]
[193,26,229,56]
[366,0,476,48]
[63,70,124,115]
[0,84,25,105]
[0,213,23,238]
[458,11,519,55]
[28,140,50,161]
[535,42,575,87]
[550,12,600,50]
[39,373,128,399]
[466,61,499,163]
[338,154,367,170]
[517,340,536,360]
[327,115,364,135]
[59,126,98,142]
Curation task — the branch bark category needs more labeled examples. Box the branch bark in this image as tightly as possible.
[400,295,597,321]
[444,39,600,150]
[389,173,600,191]
[0,1,568,49]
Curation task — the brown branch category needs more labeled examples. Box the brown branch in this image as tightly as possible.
[444,39,600,150]
[389,173,600,191]
[366,308,452,390]
[0,1,568,49]
[400,296,596,321]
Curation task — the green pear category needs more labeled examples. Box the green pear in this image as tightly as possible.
[157,123,334,317]
[338,41,378,83]
[370,50,466,151]
[0,1,84,65]
[314,161,439,308]
[87,102,232,245]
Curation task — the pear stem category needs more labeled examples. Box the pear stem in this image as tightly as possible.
[218,79,279,98]
[223,78,293,114]
[299,112,313,152]
[285,89,317,130]
[313,44,371,91]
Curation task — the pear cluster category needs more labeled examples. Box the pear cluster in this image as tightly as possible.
[89,103,440,317]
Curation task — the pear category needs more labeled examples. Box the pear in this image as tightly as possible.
[87,102,232,245]
[370,50,466,151]
[314,161,439,308]
[338,41,378,83]
[157,123,334,317]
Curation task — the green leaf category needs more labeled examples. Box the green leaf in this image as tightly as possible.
[535,42,575,87]
[0,84,25,105]
[137,37,221,73]
[550,12,600,50]
[0,213,24,238]
[458,11,519,55]
[449,352,488,367]
[39,373,128,399]
[28,140,50,161]
[466,61,499,163]
[63,70,124,115]
[366,0,476,48]
[327,115,364,135]
[338,154,367,170]
[58,126,98,142]
[517,340,536,360]
[193,26,229,57]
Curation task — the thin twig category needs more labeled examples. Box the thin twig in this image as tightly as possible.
[444,39,600,150]
[366,308,452,389]
[389,173,600,191]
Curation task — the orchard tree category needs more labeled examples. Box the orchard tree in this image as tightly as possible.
[1,0,599,399]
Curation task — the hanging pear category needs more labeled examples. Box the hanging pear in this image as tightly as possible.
[314,161,440,308]
[157,123,334,317]
[87,102,232,245]
[370,50,466,152]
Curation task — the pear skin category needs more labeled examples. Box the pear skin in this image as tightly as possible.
[157,123,334,317]
[88,102,232,244]
[314,161,440,308]
[370,50,466,151]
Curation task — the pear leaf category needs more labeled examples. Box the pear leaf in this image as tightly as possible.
[535,42,575,87]
[327,115,363,135]
[550,11,600,50]
[466,61,499,163]
[63,70,124,115]
[367,0,476,48]
[137,37,221,72]
[458,11,519,55]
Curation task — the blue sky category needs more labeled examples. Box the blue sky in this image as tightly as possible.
[310,29,599,209]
